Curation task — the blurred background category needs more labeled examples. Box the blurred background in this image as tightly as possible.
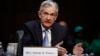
[1,0,100,52]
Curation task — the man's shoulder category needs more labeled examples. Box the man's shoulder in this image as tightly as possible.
[24,20,40,28]
[24,20,39,25]
[25,20,39,25]
[53,22,67,30]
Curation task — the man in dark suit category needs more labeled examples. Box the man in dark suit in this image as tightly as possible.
[21,0,83,56]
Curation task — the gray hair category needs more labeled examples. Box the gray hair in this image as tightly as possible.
[39,0,59,13]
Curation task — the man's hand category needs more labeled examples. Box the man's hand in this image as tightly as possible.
[73,43,84,56]
[55,41,67,56]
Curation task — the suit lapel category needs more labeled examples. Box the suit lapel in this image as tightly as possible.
[51,24,58,46]
[34,20,42,46]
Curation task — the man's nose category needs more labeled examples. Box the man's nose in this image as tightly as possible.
[47,15,51,20]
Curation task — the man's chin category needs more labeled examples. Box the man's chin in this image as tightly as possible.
[44,25,51,29]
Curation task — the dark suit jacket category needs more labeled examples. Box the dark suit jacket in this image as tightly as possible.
[20,20,75,55]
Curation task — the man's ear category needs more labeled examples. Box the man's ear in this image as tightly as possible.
[54,14,58,21]
[38,11,41,19]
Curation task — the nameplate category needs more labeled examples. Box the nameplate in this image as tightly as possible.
[23,47,58,56]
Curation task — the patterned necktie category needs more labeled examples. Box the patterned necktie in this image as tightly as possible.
[42,30,49,47]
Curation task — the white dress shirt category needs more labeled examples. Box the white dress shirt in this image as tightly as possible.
[41,25,52,46]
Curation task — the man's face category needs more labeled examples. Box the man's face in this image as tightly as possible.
[38,7,58,29]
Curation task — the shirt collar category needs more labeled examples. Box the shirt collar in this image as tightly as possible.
[41,24,51,32]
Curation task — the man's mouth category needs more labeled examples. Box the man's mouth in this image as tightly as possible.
[45,21,51,23]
